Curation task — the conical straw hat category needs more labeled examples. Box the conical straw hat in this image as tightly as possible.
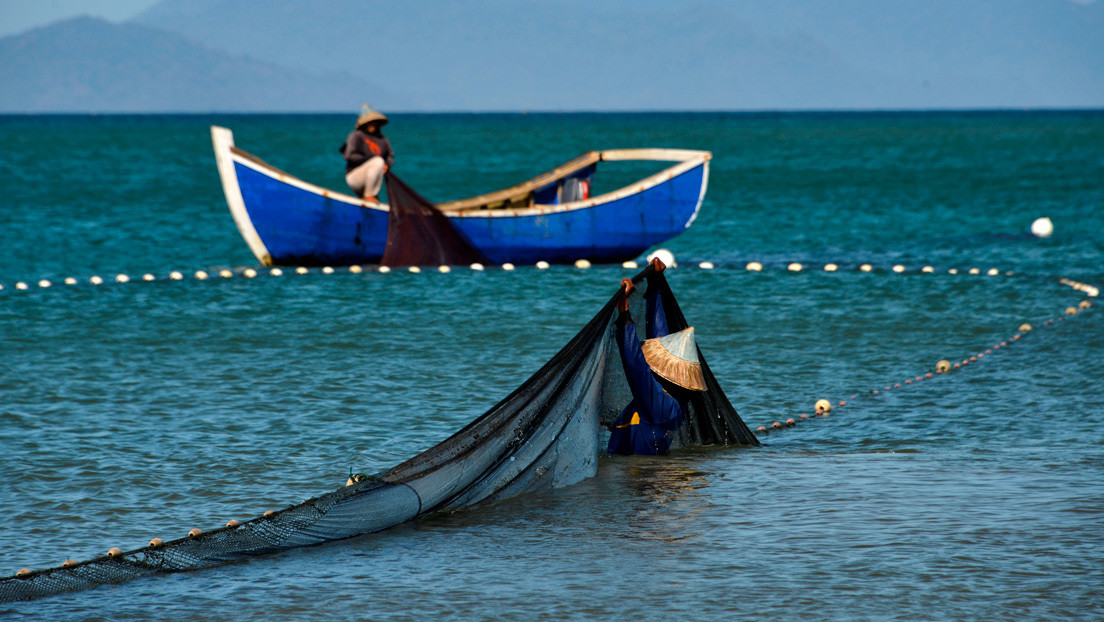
[641,327,706,391]
[356,104,389,128]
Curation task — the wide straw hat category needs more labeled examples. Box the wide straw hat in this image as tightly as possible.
[641,327,706,391]
[356,104,389,128]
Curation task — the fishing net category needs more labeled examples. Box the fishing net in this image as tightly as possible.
[0,266,756,603]
[380,171,487,267]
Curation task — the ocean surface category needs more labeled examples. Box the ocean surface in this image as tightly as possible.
[1,111,1102,620]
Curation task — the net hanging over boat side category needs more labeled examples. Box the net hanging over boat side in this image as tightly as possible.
[380,171,487,267]
[0,266,756,603]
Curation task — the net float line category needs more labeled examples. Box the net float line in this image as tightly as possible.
[4,253,1102,298]
[753,289,1096,436]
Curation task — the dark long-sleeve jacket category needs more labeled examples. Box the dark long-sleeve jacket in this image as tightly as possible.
[340,129,394,173]
[607,288,687,455]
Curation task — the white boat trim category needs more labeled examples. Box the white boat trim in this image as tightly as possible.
[211,126,275,266]
[211,126,711,224]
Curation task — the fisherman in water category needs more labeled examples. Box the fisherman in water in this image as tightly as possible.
[608,258,706,455]
[340,104,395,204]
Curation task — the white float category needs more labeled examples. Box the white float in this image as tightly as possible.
[647,248,676,268]
[1030,217,1053,238]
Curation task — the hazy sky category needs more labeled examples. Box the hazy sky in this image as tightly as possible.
[2,0,1100,38]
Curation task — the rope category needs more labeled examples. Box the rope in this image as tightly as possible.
[752,278,1097,436]
[2,258,1101,297]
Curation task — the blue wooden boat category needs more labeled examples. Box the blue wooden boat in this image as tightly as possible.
[210,126,711,266]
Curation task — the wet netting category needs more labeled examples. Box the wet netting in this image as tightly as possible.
[380,171,487,267]
[0,266,756,603]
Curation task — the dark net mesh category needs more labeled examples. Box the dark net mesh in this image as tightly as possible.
[0,266,756,603]
[380,171,487,267]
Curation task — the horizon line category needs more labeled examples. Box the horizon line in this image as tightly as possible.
[3,106,1104,117]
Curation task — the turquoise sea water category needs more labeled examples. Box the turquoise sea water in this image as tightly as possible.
[1,112,1102,620]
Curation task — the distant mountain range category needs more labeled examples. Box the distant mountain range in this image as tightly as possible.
[0,16,400,112]
[2,0,1102,113]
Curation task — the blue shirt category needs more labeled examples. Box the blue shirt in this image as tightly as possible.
[607,289,688,455]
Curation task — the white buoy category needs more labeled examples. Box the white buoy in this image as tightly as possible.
[921,266,934,273]
[16,282,29,290]
[143,274,156,281]
[379,266,391,273]
[502,263,516,271]
[892,265,905,273]
[270,268,283,276]
[699,261,715,270]
[295,267,308,275]
[65,277,78,285]
[469,263,484,271]
[536,261,550,270]
[116,274,130,283]
[438,265,451,273]
[823,263,838,272]
[322,266,334,275]
[787,263,803,272]
[243,269,257,278]
[968,267,980,275]
[574,259,591,269]
[194,271,208,280]
[349,265,363,274]
[646,248,676,267]
[948,268,959,275]
[219,269,233,278]
[986,268,999,276]
[746,262,763,272]
[859,264,873,272]
[90,276,105,285]
[169,271,183,281]
[1031,217,1053,238]
[408,266,421,273]
[38,279,52,288]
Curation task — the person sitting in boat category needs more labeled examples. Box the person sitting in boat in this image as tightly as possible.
[608,258,706,455]
[340,104,395,204]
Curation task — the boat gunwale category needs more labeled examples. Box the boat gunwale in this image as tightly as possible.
[214,126,711,220]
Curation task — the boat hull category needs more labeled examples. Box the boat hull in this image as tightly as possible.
[212,126,710,266]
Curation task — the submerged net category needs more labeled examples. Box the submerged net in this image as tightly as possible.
[0,266,756,603]
[380,171,487,267]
